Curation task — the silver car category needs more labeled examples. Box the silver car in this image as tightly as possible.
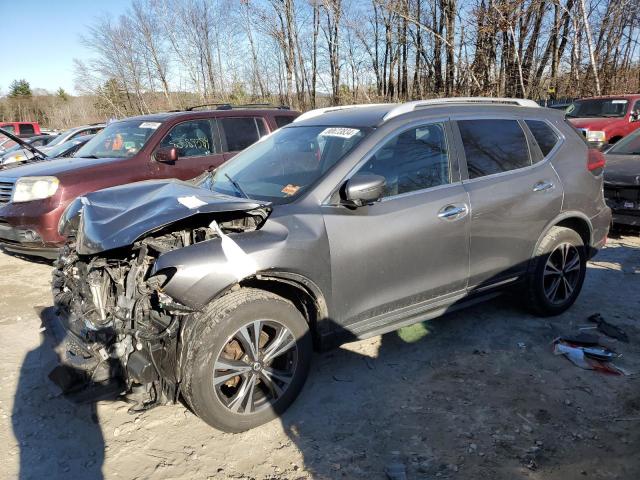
[50,98,611,432]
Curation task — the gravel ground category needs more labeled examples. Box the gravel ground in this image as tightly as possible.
[1,234,639,480]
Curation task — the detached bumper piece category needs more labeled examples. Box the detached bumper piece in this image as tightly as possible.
[41,307,125,403]
[604,185,640,227]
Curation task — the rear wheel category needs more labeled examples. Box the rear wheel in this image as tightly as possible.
[525,226,587,316]
[181,288,312,432]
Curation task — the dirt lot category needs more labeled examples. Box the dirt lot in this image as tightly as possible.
[1,235,639,480]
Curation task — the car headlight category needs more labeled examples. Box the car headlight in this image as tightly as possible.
[12,176,60,203]
[586,130,606,143]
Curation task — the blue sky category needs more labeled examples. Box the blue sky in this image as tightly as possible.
[0,0,132,95]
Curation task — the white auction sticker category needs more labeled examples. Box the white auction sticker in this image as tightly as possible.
[319,127,360,139]
[178,196,207,209]
[139,121,161,129]
[612,100,628,104]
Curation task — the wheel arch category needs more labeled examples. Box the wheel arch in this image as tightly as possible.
[530,212,593,270]
[240,272,330,350]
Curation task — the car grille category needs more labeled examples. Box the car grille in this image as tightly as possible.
[0,180,14,204]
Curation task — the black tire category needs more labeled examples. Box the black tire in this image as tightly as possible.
[180,288,312,432]
[525,226,587,317]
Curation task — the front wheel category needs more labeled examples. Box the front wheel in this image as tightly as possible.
[525,226,587,316]
[181,288,312,432]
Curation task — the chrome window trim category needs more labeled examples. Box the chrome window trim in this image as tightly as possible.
[322,116,454,205]
[378,180,464,203]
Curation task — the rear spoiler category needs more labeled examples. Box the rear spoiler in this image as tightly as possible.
[0,128,48,160]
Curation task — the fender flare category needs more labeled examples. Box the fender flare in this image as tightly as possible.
[529,211,593,270]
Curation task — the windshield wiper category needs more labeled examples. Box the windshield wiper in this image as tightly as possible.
[224,173,249,199]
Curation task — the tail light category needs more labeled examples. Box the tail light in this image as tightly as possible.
[587,148,606,174]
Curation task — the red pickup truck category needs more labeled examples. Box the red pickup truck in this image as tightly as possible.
[0,121,41,138]
[566,95,640,149]
[0,106,298,259]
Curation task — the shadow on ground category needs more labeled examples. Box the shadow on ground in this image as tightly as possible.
[11,312,105,480]
[278,239,640,479]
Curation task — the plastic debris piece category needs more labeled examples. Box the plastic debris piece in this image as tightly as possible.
[552,339,627,375]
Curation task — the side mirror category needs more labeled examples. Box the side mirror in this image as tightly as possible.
[630,110,640,122]
[342,173,386,207]
[156,146,178,163]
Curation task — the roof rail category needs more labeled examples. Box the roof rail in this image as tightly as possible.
[293,103,389,123]
[382,97,539,121]
[185,103,290,111]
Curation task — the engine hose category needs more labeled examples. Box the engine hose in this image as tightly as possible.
[133,315,180,341]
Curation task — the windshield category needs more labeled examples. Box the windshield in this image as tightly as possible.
[608,130,640,155]
[207,125,370,203]
[566,99,629,118]
[75,120,159,159]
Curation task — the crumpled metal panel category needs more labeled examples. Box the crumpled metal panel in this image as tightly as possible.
[62,178,267,255]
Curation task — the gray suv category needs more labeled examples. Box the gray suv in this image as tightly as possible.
[49,98,611,432]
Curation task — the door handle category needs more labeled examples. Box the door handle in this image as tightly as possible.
[533,181,554,192]
[438,204,468,220]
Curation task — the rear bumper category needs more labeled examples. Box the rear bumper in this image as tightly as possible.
[610,210,640,227]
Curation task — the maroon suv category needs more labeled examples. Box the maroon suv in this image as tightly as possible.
[0,106,299,258]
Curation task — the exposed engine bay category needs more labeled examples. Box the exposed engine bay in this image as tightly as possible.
[49,213,264,411]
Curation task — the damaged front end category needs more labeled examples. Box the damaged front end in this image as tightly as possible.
[48,180,269,410]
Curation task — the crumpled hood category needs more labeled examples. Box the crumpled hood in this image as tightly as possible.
[62,178,269,255]
[567,117,621,132]
[604,154,640,185]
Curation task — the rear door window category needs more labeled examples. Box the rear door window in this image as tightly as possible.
[159,119,219,157]
[525,120,560,157]
[457,119,531,179]
[0,125,15,134]
[220,117,266,152]
[19,124,35,135]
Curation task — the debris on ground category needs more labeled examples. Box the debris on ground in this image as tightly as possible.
[588,313,629,343]
[552,337,627,375]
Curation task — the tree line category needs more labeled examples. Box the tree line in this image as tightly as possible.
[2,0,640,126]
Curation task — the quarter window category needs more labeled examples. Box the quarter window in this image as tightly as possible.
[356,123,450,198]
[525,120,560,157]
[220,117,266,152]
[159,120,217,157]
[458,119,531,179]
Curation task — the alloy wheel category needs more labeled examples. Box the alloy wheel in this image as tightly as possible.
[542,243,581,305]
[213,320,298,415]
